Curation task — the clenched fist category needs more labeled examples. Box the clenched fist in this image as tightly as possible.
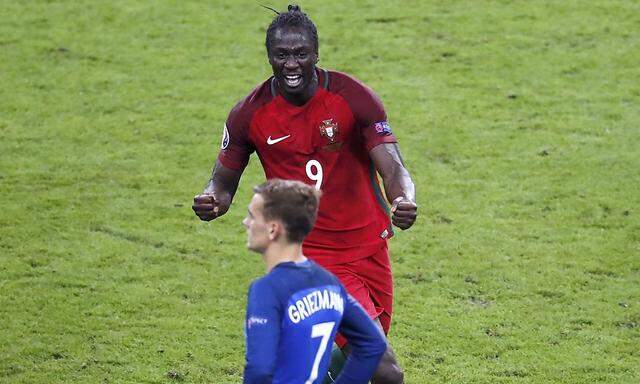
[390,196,417,230]
[192,194,222,221]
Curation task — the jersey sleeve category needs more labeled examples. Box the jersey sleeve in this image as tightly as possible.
[334,292,387,384]
[217,99,255,171]
[243,280,282,384]
[332,71,398,152]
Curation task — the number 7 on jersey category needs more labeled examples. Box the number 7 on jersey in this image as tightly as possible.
[305,321,335,384]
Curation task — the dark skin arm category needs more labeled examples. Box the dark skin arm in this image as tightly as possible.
[370,143,417,230]
[192,160,243,221]
[194,144,416,226]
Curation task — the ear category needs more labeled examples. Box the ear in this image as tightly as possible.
[268,221,281,241]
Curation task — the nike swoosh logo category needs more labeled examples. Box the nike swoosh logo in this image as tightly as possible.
[267,134,291,145]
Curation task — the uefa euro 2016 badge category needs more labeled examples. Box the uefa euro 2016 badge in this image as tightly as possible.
[373,121,392,136]
[319,118,343,151]
[221,123,230,149]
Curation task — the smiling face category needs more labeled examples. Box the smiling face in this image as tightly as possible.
[268,26,318,105]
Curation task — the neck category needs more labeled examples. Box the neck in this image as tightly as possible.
[263,241,306,272]
[279,69,318,106]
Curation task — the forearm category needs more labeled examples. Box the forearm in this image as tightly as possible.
[202,159,242,214]
[336,296,387,384]
[370,143,416,204]
[335,350,385,384]
[382,164,415,204]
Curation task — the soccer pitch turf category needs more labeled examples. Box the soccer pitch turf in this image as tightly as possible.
[1,1,639,383]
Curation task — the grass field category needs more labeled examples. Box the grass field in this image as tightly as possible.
[1,1,639,383]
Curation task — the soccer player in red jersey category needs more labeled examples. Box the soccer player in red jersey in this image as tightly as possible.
[193,5,417,383]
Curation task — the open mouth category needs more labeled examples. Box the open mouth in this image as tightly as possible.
[284,74,302,88]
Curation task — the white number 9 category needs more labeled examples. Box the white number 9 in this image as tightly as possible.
[305,159,323,190]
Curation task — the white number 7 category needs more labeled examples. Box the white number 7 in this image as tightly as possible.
[305,159,323,190]
[305,321,335,384]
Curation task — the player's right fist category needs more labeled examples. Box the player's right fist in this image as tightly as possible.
[192,194,220,221]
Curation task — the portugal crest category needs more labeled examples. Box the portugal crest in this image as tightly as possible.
[319,119,339,143]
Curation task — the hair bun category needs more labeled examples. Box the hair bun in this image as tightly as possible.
[288,4,301,12]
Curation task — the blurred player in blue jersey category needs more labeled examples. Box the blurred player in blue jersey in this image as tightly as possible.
[242,179,387,384]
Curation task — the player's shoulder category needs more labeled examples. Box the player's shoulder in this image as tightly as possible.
[251,272,278,291]
[227,77,276,126]
[270,260,340,287]
[247,274,285,306]
[324,69,384,113]
[248,273,279,297]
[325,69,377,97]
[256,263,305,291]
[323,69,386,123]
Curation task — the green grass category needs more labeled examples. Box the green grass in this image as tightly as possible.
[1,1,639,383]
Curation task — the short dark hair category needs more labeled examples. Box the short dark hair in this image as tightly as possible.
[265,4,319,54]
[253,179,321,243]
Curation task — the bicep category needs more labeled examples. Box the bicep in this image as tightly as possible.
[352,93,397,152]
[218,109,254,171]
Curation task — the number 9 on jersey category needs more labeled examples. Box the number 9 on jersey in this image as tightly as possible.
[305,159,323,190]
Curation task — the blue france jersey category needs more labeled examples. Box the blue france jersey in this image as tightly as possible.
[243,259,386,384]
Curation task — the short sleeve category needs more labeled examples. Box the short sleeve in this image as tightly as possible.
[217,101,254,171]
[331,71,398,152]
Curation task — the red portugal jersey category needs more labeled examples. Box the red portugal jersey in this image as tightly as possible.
[218,69,397,265]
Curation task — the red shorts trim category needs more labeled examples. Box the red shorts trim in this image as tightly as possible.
[316,242,393,347]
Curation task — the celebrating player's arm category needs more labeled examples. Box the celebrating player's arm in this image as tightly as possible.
[342,62,417,232]
[370,143,417,230]
[193,88,254,222]
[192,160,242,221]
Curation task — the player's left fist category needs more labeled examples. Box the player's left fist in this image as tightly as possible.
[391,197,417,230]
